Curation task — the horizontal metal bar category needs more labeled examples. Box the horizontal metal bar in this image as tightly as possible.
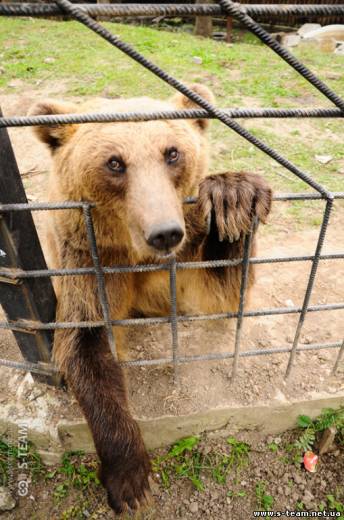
[0,3,343,19]
[0,252,342,280]
[0,340,341,375]
[0,192,343,213]
[121,341,343,367]
[0,358,58,376]
[0,201,94,212]
[1,108,343,129]
[0,302,342,332]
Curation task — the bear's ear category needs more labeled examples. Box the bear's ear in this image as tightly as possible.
[28,100,78,152]
[170,83,215,131]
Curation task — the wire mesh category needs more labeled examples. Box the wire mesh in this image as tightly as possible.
[0,1,343,382]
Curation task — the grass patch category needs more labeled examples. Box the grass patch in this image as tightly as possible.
[0,19,343,220]
[153,435,250,490]
[45,450,100,502]
[255,480,274,516]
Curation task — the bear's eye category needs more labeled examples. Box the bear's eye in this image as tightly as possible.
[107,156,126,175]
[165,147,180,165]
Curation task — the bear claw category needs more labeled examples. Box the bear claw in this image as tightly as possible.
[198,171,272,242]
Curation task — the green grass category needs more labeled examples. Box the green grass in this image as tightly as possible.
[153,435,250,490]
[255,480,274,516]
[0,18,343,222]
[45,450,100,501]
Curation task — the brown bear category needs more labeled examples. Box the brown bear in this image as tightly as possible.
[30,84,271,515]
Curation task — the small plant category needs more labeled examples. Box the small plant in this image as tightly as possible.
[318,491,344,520]
[227,489,246,498]
[0,437,44,486]
[267,442,279,453]
[47,451,100,502]
[153,435,250,491]
[256,480,274,518]
[153,436,204,490]
[293,407,344,457]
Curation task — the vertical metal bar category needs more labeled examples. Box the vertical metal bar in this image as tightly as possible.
[285,199,333,378]
[332,339,344,375]
[0,109,59,386]
[82,204,117,359]
[169,254,179,383]
[231,219,256,380]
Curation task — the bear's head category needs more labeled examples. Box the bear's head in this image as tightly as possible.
[30,84,214,260]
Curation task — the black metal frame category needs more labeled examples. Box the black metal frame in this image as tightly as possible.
[0,1,343,385]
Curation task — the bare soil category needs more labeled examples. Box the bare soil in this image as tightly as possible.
[1,429,344,519]
[0,90,343,519]
[0,90,343,417]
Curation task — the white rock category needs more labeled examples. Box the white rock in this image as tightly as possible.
[192,56,202,65]
[282,34,300,47]
[0,487,16,512]
[44,57,55,64]
[315,154,333,164]
[303,25,344,42]
[298,23,321,37]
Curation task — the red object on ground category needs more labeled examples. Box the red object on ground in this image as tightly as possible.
[303,451,319,472]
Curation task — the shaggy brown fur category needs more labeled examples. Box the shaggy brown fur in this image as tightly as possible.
[30,84,272,515]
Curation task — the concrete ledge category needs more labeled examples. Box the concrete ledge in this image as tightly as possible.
[2,390,342,464]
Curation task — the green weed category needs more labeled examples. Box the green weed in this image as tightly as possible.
[256,480,274,517]
[46,451,100,501]
[0,437,44,486]
[153,435,250,491]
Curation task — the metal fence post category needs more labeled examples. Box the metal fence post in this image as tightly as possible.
[0,109,60,386]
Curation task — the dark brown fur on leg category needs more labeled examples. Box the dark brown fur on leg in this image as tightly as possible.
[55,325,150,515]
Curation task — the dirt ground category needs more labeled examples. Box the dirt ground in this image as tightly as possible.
[1,428,344,519]
[0,90,343,419]
[0,90,343,519]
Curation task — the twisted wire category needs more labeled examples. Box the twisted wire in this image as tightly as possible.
[1,107,343,129]
[1,3,344,18]
[53,0,331,197]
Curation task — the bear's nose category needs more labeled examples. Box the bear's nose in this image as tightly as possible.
[147,222,184,252]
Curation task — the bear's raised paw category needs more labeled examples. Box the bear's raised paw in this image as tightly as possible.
[197,172,272,242]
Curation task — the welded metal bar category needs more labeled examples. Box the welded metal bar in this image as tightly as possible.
[169,255,179,383]
[121,341,343,367]
[0,358,59,376]
[285,199,334,378]
[1,3,344,18]
[217,0,344,112]
[0,193,343,214]
[1,107,344,128]
[0,251,343,280]
[332,339,344,375]
[0,201,94,211]
[0,192,343,213]
[1,340,342,376]
[82,204,117,359]
[0,301,342,331]
[53,0,331,197]
[231,222,255,379]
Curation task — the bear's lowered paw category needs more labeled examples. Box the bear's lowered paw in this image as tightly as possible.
[197,172,272,242]
[99,436,152,515]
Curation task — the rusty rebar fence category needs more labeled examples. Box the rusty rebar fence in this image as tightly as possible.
[0,1,343,385]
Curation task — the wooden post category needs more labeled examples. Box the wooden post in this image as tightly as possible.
[194,0,213,38]
[0,109,60,386]
[226,16,233,43]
